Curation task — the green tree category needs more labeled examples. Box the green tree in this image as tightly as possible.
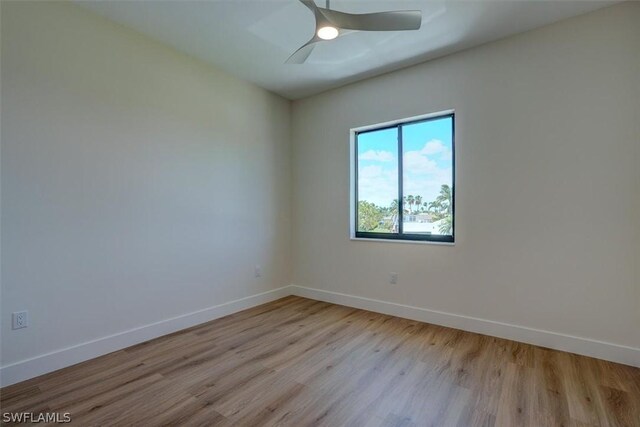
[414,195,422,213]
[438,215,453,235]
[388,199,400,232]
[357,201,383,232]
[428,185,452,216]
[427,184,453,235]
[406,195,415,214]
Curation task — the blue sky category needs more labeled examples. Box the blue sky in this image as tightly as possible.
[357,116,453,208]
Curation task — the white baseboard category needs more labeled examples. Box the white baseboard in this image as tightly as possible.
[3,284,637,388]
[0,286,292,387]
[290,285,640,368]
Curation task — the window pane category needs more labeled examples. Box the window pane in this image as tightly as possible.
[402,117,454,236]
[357,128,399,233]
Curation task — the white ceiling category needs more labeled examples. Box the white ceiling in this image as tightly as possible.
[78,0,618,99]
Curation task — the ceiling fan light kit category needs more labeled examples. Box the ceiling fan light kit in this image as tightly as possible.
[287,0,422,64]
[317,26,339,40]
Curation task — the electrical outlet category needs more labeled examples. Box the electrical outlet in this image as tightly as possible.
[12,311,28,330]
[255,265,262,278]
[389,272,398,285]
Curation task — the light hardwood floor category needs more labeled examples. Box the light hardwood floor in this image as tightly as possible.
[1,296,639,426]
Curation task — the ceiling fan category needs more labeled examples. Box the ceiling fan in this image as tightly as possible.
[287,0,422,64]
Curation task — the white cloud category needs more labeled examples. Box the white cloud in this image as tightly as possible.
[421,139,447,155]
[358,165,397,207]
[360,150,394,162]
[419,139,452,162]
[357,144,453,207]
[402,147,453,203]
[403,178,443,203]
[359,165,384,179]
[403,168,453,202]
[403,151,438,175]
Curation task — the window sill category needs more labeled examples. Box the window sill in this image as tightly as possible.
[350,237,455,246]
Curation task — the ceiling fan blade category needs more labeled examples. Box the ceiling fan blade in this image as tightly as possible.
[298,0,319,14]
[286,37,321,64]
[319,9,422,31]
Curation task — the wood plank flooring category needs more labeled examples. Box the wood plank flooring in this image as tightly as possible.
[1,296,639,426]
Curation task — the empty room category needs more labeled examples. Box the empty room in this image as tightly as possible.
[1,0,638,425]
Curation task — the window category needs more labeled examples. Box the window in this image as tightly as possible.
[353,112,455,243]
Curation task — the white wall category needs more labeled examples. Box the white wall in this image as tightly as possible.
[2,1,638,385]
[292,2,640,356]
[1,1,291,371]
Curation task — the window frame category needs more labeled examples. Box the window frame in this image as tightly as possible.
[351,111,455,244]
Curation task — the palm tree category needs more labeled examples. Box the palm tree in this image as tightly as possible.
[414,195,422,213]
[427,184,453,235]
[389,199,400,232]
[406,195,415,214]
[438,215,453,235]
[428,185,452,216]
